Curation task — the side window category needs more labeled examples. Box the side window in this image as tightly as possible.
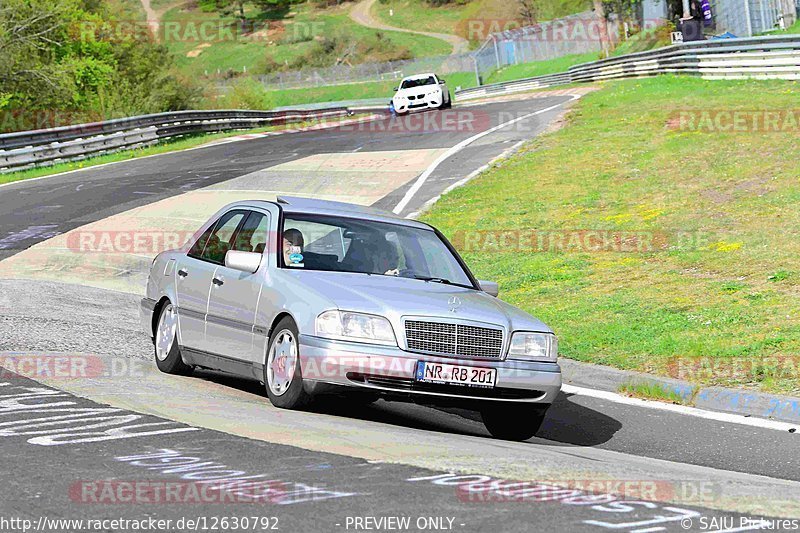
[187,225,214,258]
[282,220,342,259]
[233,211,270,254]
[188,210,246,264]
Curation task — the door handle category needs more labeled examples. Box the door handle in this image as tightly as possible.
[177,268,188,278]
[212,276,224,286]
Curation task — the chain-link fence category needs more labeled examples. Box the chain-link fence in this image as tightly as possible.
[711,0,773,35]
[709,0,795,36]
[472,12,621,83]
[249,11,618,92]
[252,54,477,91]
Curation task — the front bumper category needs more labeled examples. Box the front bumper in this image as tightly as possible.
[298,334,561,404]
[392,94,443,113]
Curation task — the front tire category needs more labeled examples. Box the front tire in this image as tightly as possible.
[154,302,192,375]
[264,317,311,409]
[481,404,548,441]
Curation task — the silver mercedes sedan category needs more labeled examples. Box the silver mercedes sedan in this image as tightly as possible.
[140,196,561,440]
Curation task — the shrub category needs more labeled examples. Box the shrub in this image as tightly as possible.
[218,77,276,110]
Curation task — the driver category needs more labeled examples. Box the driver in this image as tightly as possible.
[282,228,304,266]
[373,239,400,276]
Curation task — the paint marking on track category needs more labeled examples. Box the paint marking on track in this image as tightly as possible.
[562,384,798,433]
[392,96,578,215]
[405,139,526,219]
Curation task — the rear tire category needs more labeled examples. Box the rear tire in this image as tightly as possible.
[154,302,192,375]
[481,404,548,441]
[264,317,311,409]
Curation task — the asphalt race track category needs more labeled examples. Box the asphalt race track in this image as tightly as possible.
[1,94,799,532]
[0,371,765,532]
[0,96,570,260]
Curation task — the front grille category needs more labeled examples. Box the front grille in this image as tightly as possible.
[405,320,503,359]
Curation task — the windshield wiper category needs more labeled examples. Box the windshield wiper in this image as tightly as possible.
[412,276,472,289]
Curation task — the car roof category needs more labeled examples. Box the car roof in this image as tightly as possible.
[232,197,433,230]
[401,73,437,82]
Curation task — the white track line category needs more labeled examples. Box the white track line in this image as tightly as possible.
[562,384,798,433]
[392,96,578,214]
[405,139,527,219]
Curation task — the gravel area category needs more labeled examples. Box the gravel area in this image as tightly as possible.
[0,279,153,360]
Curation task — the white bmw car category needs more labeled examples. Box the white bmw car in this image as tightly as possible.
[391,73,451,115]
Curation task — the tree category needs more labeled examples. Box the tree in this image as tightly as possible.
[0,0,199,129]
[215,0,247,21]
[0,0,77,106]
[593,0,611,56]
[518,0,538,26]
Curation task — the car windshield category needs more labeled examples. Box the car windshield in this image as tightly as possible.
[281,214,474,288]
[400,76,436,89]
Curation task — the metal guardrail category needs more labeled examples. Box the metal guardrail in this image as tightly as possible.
[451,72,573,101]
[0,107,389,173]
[455,34,800,101]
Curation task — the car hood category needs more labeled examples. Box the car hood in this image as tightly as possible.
[286,270,551,334]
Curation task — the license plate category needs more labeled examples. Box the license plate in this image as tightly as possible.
[415,361,497,388]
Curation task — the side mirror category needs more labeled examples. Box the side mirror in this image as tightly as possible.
[439,79,446,84]
[479,280,499,297]
[393,86,399,91]
[225,250,262,274]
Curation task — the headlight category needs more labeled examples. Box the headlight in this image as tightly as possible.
[507,332,557,362]
[315,310,396,345]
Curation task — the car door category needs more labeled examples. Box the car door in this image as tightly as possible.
[175,209,248,352]
[205,207,276,369]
